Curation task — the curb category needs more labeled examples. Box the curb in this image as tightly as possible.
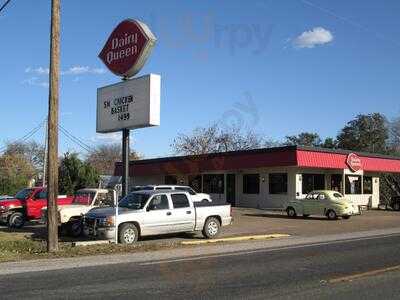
[72,240,111,247]
[181,234,290,245]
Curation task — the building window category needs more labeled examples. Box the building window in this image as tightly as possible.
[302,174,325,194]
[164,175,177,185]
[345,175,362,194]
[203,174,224,194]
[363,176,373,194]
[331,174,343,193]
[269,173,287,194]
[243,174,260,194]
[188,175,202,193]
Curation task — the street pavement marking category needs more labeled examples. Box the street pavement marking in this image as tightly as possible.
[329,265,400,283]
[181,234,290,245]
[140,233,400,266]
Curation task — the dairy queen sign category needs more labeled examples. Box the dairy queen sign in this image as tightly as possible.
[99,19,157,78]
[96,18,160,233]
[346,153,363,172]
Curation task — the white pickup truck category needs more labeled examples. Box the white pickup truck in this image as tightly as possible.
[42,188,116,237]
[84,190,232,244]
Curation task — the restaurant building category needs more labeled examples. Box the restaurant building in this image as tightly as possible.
[114,146,400,209]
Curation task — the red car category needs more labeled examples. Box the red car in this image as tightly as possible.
[0,187,73,228]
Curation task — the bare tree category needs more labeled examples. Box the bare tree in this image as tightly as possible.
[4,141,45,174]
[86,144,140,175]
[388,116,400,153]
[171,123,272,155]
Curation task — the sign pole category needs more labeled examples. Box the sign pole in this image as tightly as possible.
[122,128,130,198]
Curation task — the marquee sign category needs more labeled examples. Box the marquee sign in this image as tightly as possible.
[98,19,157,78]
[346,153,363,172]
[96,74,160,133]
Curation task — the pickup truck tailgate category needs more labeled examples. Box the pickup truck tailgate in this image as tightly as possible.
[193,203,232,231]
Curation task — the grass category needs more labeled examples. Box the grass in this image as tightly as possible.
[0,231,181,263]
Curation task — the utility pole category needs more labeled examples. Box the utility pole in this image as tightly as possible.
[47,0,60,252]
[43,118,48,187]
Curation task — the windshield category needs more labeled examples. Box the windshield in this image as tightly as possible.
[73,192,96,205]
[15,188,34,200]
[119,193,150,210]
[332,192,344,198]
[175,187,196,195]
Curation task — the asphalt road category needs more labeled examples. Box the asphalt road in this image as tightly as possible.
[1,234,400,299]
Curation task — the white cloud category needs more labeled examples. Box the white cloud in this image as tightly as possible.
[293,27,333,49]
[91,68,106,74]
[21,77,49,88]
[92,132,122,144]
[25,67,49,75]
[25,65,106,76]
[61,66,106,75]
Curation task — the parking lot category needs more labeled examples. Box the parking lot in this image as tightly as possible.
[1,208,399,245]
[226,208,400,237]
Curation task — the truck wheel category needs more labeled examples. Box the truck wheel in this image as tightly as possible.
[202,217,221,239]
[327,210,338,220]
[119,223,139,244]
[8,212,25,229]
[67,221,83,237]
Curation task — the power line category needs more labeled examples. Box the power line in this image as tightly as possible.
[0,0,11,14]
[58,125,94,152]
[0,118,47,153]
[59,125,94,151]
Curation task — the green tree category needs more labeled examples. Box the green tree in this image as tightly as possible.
[58,152,99,195]
[321,137,338,149]
[0,153,35,195]
[284,132,322,147]
[337,113,389,153]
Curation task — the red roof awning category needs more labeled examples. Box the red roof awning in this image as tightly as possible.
[114,146,400,176]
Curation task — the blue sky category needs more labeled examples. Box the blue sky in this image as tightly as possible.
[1,0,400,158]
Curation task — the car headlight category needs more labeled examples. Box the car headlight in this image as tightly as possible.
[98,216,115,227]
[0,205,7,212]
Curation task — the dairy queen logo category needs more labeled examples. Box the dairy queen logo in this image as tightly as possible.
[98,19,157,78]
[346,153,363,172]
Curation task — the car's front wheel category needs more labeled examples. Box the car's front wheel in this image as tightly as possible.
[287,207,297,218]
[67,220,83,237]
[202,217,221,239]
[8,212,25,228]
[119,223,139,244]
[327,210,338,220]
